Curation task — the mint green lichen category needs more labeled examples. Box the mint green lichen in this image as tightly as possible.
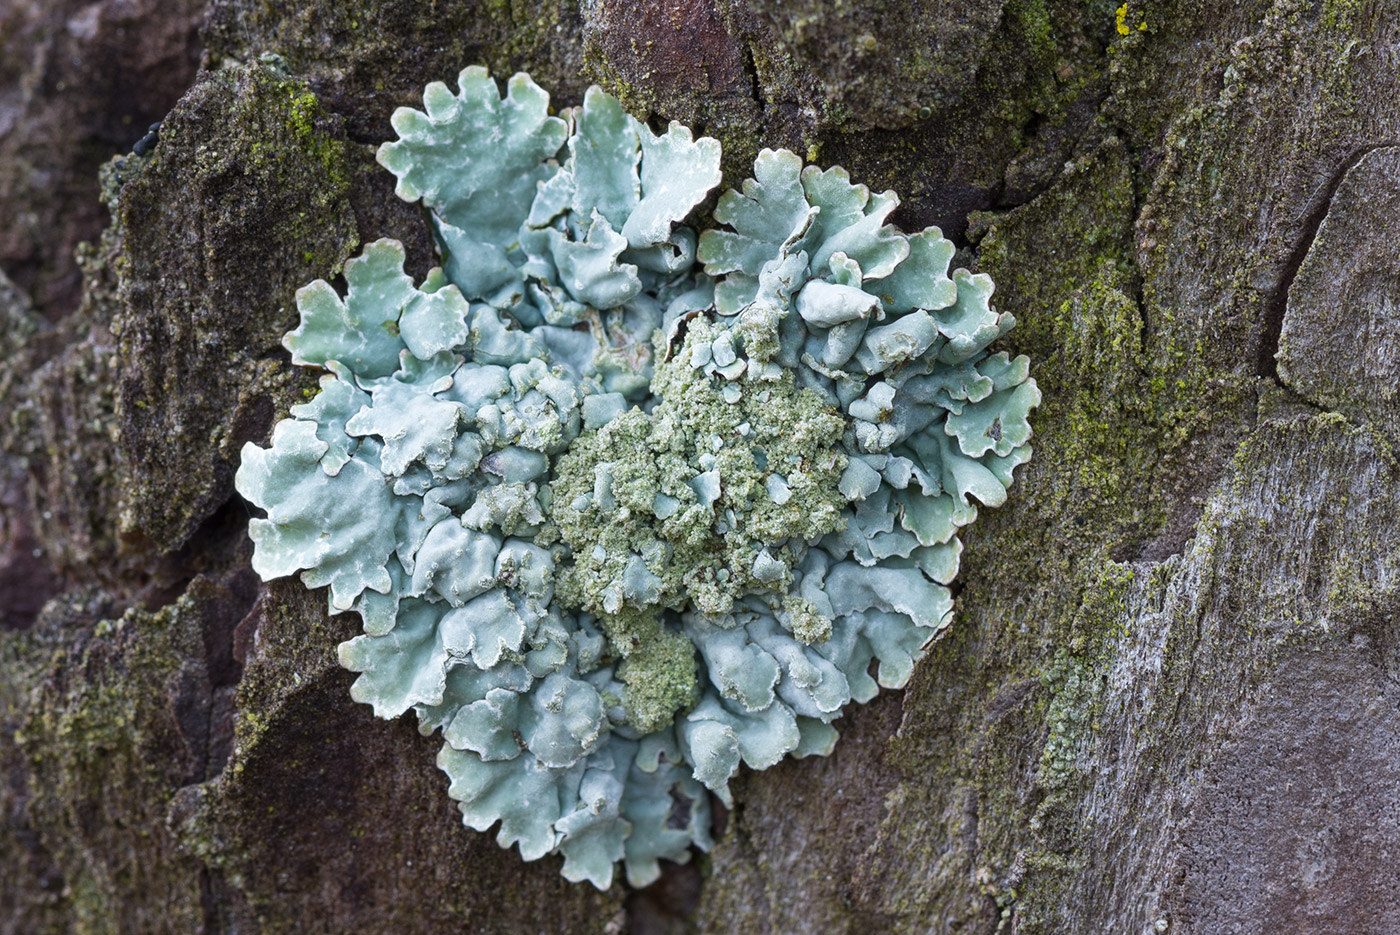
[234,68,1038,890]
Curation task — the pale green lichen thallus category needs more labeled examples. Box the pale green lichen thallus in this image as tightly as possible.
[234,67,1039,889]
[553,318,850,731]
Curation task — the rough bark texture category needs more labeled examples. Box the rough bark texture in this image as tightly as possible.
[1,0,1396,933]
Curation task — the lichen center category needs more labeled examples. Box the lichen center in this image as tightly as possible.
[552,319,849,730]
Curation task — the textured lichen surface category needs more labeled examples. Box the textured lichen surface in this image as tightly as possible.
[234,68,1037,888]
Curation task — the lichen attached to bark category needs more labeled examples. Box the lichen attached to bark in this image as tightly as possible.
[233,69,1038,890]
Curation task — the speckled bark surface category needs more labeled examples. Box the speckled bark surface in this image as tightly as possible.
[1,0,1397,932]
[0,0,203,317]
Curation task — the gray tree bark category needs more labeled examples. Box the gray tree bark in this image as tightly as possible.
[1,0,1396,932]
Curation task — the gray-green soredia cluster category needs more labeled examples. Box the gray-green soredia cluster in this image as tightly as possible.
[234,68,1040,889]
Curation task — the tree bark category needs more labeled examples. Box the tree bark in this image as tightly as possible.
[2,0,1397,932]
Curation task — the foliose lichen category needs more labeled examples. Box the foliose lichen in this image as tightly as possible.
[234,67,1039,889]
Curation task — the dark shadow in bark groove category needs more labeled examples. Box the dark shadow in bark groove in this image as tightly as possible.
[1256,142,1399,381]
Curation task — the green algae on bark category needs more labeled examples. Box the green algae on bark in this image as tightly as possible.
[111,61,359,554]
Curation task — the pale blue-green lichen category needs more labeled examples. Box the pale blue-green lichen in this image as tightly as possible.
[234,68,1039,889]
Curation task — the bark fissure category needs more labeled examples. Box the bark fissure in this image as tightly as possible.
[1256,142,1395,382]
[739,42,765,114]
